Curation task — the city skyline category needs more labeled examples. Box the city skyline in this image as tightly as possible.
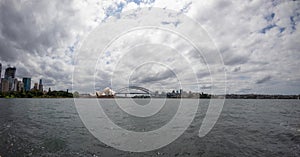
[0,64,44,93]
[0,1,299,94]
[0,63,299,100]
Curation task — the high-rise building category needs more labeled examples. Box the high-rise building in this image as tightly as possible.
[39,79,43,92]
[23,77,31,92]
[7,77,14,91]
[0,63,2,79]
[33,83,38,91]
[13,78,18,91]
[5,66,16,79]
[17,81,24,92]
[0,66,17,92]
[0,63,1,90]
[1,78,9,92]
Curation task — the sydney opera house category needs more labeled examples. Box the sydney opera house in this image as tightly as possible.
[95,87,115,98]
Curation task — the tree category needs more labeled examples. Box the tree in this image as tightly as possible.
[73,91,79,98]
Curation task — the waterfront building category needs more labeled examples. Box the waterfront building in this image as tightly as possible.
[96,87,115,98]
[0,63,2,79]
[4,66,16,79]
[13,78,18,91]
[23,77,31,91]
[39,79,43,92]
[7,77,14,91]
[17,81,24,92]
[33,83,38,91]
[1,78,9,92]
[2,66,17,92]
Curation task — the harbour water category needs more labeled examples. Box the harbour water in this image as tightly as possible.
[0,99,299,156]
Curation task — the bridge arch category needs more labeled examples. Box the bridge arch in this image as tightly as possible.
[116,86,153,95]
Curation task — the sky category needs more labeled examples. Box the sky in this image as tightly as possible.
[0,0,299,94]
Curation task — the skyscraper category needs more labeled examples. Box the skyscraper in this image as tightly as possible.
[3,66,17,91]
[33,83,38,91]
[13,78,18,91]
[39,79,43,92]
[0,63,2,89]
[0,63,2,79]
[17,81,24,92]
[1,78,9,92]
[5,66,16,79]
[23,77,31,92]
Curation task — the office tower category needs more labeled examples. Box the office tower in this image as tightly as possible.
[13,78,18,91]
[4,66,16,79]
[7,77,14,91]
[0,63,2,79]
[0,66,17,91]
[23,77,31,91]
[17,81,24,92]
[33,83,38,91]
[1,78,9,92]
[39,79,43,92]
[0,63,1,89]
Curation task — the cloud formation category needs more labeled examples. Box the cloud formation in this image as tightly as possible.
[0,0,299,94]
[256,75,272,84]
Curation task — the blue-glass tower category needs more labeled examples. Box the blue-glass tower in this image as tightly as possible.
[23,77,31,91]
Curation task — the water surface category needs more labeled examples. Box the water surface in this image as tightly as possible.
[0,99,299,156]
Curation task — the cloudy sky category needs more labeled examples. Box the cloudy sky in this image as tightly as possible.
[0,0,299,94]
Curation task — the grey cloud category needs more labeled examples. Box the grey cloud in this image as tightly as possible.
[140,71,176,84]
[196,71,210,78]
[0,0,299,95]
[43,78,56,86]
[0,0,78,59]
[131,68,177,84]
[256,75,272,84]
[0,40,19,61]
[0,0,84,91]
[190,0,300,94]
[161,20,181,27]
[237,88,252,93]
[15,65,30,78]
[200,84,212,90]
[232,67,241,72]
[224,54,249,66]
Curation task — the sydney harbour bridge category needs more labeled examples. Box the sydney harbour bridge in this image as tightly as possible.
[115,86,153,97]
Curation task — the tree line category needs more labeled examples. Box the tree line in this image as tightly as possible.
[0,90,73,98]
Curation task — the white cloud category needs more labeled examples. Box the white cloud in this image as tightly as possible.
[0,0,299,94]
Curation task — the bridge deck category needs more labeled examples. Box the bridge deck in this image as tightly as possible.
[115,92,151,94]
